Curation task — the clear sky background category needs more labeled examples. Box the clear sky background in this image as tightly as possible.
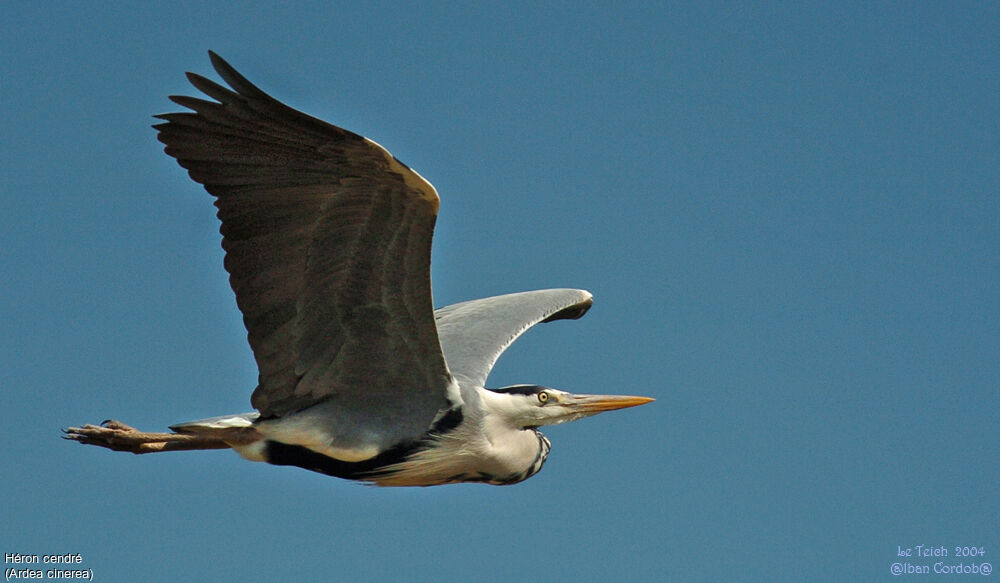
[2,2,997,582]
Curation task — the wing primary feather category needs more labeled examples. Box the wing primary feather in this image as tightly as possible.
[541,296,593,322]
[208,50,273,101]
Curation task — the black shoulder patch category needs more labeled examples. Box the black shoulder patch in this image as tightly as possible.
[263,440,418,481]
[262,405,465,482]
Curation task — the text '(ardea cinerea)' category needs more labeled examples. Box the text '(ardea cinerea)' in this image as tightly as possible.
[65,52,654,486]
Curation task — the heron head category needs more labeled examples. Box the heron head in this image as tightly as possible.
[488,384,654,428]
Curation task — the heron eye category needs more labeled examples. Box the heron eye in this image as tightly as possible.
[537,391,550,404]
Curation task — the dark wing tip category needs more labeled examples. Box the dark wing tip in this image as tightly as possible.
[206,51,270,100]
[542,295,593,323]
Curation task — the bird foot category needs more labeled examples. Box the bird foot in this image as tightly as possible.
[63,420,183,454]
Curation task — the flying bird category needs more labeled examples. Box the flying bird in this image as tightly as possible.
[65,52,653,486]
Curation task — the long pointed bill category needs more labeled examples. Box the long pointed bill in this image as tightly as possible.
[563,394,655,413]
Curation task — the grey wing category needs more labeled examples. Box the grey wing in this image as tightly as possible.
[434,289,593,388]
[154,52,452,445]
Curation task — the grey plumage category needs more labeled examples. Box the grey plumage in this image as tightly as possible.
[64,52,652,486]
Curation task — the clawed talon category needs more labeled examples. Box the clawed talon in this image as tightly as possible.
[99,419,136,431]
[64,421,151,453]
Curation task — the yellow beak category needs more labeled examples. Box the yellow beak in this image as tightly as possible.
[564,394,655,413]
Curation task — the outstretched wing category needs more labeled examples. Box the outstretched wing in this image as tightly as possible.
[434,289,593,388]
[154,52,452,445]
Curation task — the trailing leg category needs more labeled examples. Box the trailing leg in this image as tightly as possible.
[63,420,230,454]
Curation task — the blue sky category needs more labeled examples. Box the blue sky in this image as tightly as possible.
[2,2,997,581]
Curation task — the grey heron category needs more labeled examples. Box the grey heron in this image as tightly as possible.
[65,52,654,486]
